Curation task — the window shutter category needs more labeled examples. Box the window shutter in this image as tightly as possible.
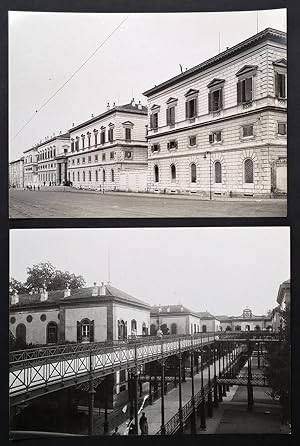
[219,89,223,109]
[150,114,153,129]
[208,92,213,112]
[274,72,279,97]
[194,98,198,117]
[166,108,169,125]
[237,80,242,105]
[77,321,81,342]
[90,320,94,342]
[167,142,170,150]
[185,101,188,119]
[245,77,252,102]
[125,321,127,338]
[281,74,286,98]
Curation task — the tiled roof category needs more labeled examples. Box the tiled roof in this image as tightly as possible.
[143,28,286,97]
[151,304,196,315]
[197,311,217,319]
[105,284,151,307]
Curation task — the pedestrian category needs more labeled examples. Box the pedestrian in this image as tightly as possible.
[139,412,148,435]
[111,427,120,436]
[157,328,163,339]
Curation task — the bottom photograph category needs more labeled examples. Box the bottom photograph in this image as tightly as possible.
[9,227,290,437]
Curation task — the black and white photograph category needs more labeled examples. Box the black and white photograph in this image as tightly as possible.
[9,227,290,436]
[8,9,287,218]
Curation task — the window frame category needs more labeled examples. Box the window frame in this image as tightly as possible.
[170,164,176,182]
[278,122,287,136]
[214,161,222,184]
[241,124,254,139]
[190,163,197,183]
[244,158,254,184]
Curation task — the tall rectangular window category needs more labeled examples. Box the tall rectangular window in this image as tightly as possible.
[186,98,197,119]
[209,89,223,112]
[94,133,98,147]
[237,77,253,104]
[275,73,286,99]
[166,106,175,125]
[125,128,131,141]
[242,125,254,138]
[150,113,158,129]
[101,131,105,145]
[108,128,114,142]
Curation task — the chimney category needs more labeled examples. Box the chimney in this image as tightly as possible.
[64,284,71,298]
[72,123,75,127]
[113,102,116,107]
[131,98,136,107]
[40,287,48,302]
[138,100,142,110]
[91,113,94,118]
[99,282,106,296]
[107,102,110,110]
[92,282,99,297]
[11,291,19,305]
[180,305,184,312]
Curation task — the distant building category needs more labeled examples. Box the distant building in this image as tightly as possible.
[9,157,24,188]
[36,133,70,186]
[66,99,148,192]
[197,311,220,332]
[276,279,290,310]
[217,308,273,331]
[23,147,38,188]
[150,304,201,335]
[143,28,287,198]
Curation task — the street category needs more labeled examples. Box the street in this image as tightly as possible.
[9,189,287,218]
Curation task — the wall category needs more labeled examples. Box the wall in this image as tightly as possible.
[10,309,60,345]
[113,304,150,338]
[150,314,188,335]
[64,305,107,342]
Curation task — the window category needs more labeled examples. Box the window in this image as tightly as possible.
[167,140,177,150]
[82,157,85,164]
[191,163,197,183]
[103,169,106,182]
[235,325,241,331]
[278,123,287,135]
[75,138,79,151]
[88,171,92,181]
[131,319,137,332]
[142,323,148,336]
[124,151,132,159]
[118,320,127,340]
[82,136,85,149]
[189,136,196,146]
[150,112,158,129]
[95,155,98,161]
[94,132,98,147]
[186,97,197,119]
[202,325,207,333]
[72,159,75,164]
[226,326,232,331]
[72,172,75,181]
[26,315,32,323]
[209,88,223,112]
[102,153,106,161]
[171,164,176,182]
[154,165,159,183]
[275,72,286,98]
[111,169,114,182]
[87,133,91,148]
[95,170,98,182]
[166,106,175,125]
[108,127,114,142]
[171,323,177,335]
[77,319,94,342]
[77,158,80,164]
[83,171,85,181]
[242,124,254,138]
[71,140,74,152]
[209,131,222,143]
[88,156,91,163]
[47,322,58,344]
[110,151,114,160]
[244,159,254,183]
[10,316,16,324]
[151,144,160,153]
[77,172,80,181]
[237,77,253,104]
[214,161,222,183]
[125,127,131,141]
[16,324,26,343]
[101,130,105,145]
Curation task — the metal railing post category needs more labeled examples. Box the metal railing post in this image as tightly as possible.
[88,351,95,436]
[199,343,206,430]
[160,342,166,435]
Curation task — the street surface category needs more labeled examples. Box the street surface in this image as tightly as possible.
[9,189,287,218]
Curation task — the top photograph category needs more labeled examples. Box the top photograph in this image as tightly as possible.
[9,9,287,218]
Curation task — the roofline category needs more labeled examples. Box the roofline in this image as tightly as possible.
[150,310,200,318]
[24,133,70,153]
[143,28,286,97]
[69,106,147,133]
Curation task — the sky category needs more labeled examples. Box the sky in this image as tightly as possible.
[9,8,286,161]
[10,227,290,316]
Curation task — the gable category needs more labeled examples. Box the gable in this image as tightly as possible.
[184,88,199,97]
[236,65,258,76]
[166,97,178,104]
[207,78,225,89]
[272,58,287,68]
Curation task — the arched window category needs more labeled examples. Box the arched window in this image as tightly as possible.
[171,323,177,334]
[171,164,176,182]
[154,165,159,183]
[47,322,58,344]
[77,171,80,181]
[82,171,85,182]
[191,163,197,183]
[245,325,251,331]
[77,319,94,342]
[131,319,137,332]
[226,326,232,331]
[215,161,222,183]
[202,325,207,333]
[95,170,98,182]
[150,324,156,336]
[255,325,261,331]
[118,320,127,340]
[235,325,241,331]
[111,169,114,182]
[88,171,92,182]
[244,159,254,183]
[103,170,106,182]
[16,323,26,343]
[142,322,148,336]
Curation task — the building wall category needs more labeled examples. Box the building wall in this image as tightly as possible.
[64,305,107,342]
[9,159,24,188]
[23,148,38,187]
[37,138,70,186]
[220,318,272,331]
[188,315,201,333]
[113,304,150,338]
[146,40,286,197]
[200,319,220,332]
[10,309,60,345]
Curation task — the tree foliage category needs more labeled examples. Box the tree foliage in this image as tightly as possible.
[10,262,85,293]
[263,304,290,423]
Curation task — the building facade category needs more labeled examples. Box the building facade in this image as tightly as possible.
[23,147,38,188]
[9,157,24,188]
[143,28,287,198]
[217,308,272,331]
[150,304,201,335]
[66,100,148,192]
[36,133,70,186]
[197,311,221,332]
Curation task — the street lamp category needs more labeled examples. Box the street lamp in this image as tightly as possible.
[203,151,212,200]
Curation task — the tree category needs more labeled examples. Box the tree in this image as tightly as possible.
[160,324,170,335]
[263,303,290,424]
[10,262,86,293]
[9,278,28,294]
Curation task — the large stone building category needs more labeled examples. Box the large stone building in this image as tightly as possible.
[197,311,221,332]
[217,308,273,331]
[36,133,70,186]
[9,157,24,189]
[143,28,287,198]
[150,304,201,335]
[23,147,38,188]
[66,100,148,192]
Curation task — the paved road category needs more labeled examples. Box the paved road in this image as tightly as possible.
[9,189,287,218]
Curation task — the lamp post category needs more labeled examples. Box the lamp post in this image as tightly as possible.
[203,151,212,200]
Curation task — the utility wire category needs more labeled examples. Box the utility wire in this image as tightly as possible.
[11,15,129,142]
